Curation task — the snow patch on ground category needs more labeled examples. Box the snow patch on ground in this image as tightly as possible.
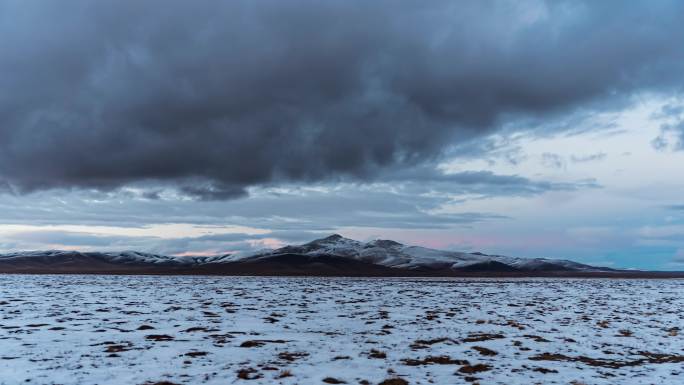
[1,275,682,384]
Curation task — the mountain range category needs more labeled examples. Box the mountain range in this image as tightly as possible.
[0,234,679,277]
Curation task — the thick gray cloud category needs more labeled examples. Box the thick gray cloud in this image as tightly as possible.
[0,167,596,231]
[0,182,505,230]
[1,0,683,197]
[381,167,599,196]
[0,229,321,254]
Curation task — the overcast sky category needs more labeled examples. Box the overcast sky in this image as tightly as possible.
[1,0,684,269]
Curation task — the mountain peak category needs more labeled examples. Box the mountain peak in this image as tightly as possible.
[310,234,349,244]
[367,239,403,248]
[0,235,616,275]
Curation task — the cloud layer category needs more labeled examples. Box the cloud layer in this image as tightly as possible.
[0,1,683,197]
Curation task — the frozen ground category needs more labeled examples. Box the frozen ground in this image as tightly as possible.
[0,276,682,385]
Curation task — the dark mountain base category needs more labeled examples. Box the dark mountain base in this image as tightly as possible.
[1,263,683,279]
[1,247,683,278]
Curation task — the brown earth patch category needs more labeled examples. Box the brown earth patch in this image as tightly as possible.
[278,351,309,362]
[322,377,346,384]
[145,334,174,342]
[236,367,262,380]
[463,333,505,343]
[239,339,287,348]
[402,355,469,366]
[472,346,498,356]
[458,363,493,374]
[378,378,408,385]
[530,351,684,368]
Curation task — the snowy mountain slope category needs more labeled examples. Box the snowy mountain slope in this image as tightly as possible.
[245,234,608,272]
[0,250,229,265]
[0,234,612,274]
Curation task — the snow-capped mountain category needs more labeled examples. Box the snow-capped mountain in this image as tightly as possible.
[243,234,606,272]
[0,234,615,275]
[0,250,236,265]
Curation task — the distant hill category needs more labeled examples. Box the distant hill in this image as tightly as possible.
[0,234,681,277]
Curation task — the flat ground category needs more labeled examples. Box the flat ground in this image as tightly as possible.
[0,275,682,385]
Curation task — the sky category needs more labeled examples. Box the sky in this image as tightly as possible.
[1,0,684,270]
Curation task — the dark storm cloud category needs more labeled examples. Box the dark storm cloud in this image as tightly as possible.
[1,0,683,196]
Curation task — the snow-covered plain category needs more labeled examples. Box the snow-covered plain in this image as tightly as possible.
[1,275,682,385]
